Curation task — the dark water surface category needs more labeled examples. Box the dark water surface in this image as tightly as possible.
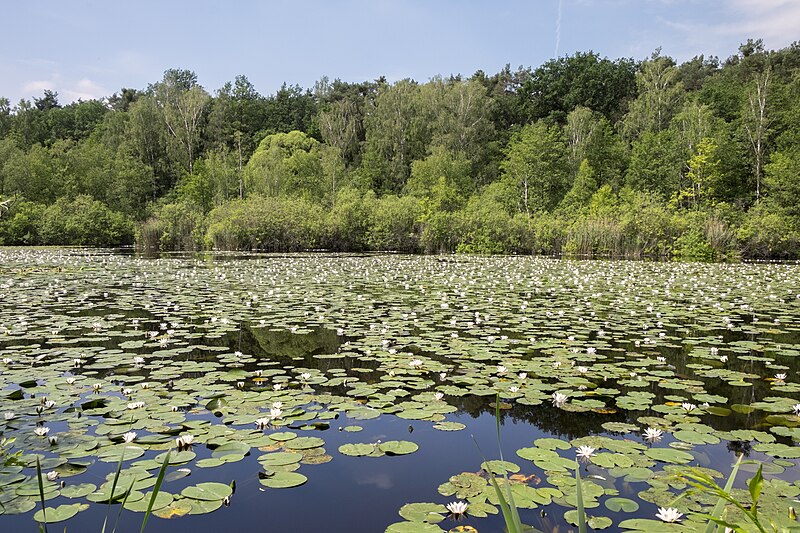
[1,250,799,532]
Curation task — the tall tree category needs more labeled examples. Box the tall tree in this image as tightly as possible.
[623,52,684,140]
[151,69,210,174]
[743,68,771,200]
[500,122,569,214]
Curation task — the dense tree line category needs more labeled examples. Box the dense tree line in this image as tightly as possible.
[1,39,799,259]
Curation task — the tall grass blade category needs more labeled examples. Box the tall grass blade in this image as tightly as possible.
[35,456,48,533]
[111,478,136,533]
[493,395,523,532]
[140,450,171,533]
[575,460,587,533]
[704,454,743,533]
[100,447,126,533]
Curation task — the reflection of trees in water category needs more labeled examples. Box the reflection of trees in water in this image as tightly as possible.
[727,439,752,457]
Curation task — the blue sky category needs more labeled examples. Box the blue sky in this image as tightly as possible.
[1,0,798,104]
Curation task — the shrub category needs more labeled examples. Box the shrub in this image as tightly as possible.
[38,196,134,246]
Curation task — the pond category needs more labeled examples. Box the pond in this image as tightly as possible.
[1,249,800,532]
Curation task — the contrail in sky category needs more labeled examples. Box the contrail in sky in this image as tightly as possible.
[555,0,563,58]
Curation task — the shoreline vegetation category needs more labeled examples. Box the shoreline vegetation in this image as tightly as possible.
[1,40,799,261]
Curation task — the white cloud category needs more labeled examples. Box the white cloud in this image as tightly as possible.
[718,0,800,44]
[62,78,108,102]
[22,80,56,93]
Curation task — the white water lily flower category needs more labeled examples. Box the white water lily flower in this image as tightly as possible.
[439,372,447,380]
[236,381,245,388]
[446,501,469,516]
[518,372,527,380]
[643,427,663,443]
[4,412,16,420]
[553,361,562,369]
[552,392,568,408]
[409,359,423,369]
[577,366,588,374]
[509,386,520,393]
[793,404,800,415]
[272,401,283,409]
[176,434,194,450]
[775,373,787,381]
[2,358,12,364]
[300,372,311,381]
[270,407,283,419]
[576,445,596,462]
[48,436,58,445]
[496,365,508,375]
[46,471,59,481]
[434,392,444,401]
[34,426,50,436]
[127,401,145,410]
[92,383,102,391]
[122,388,133,396]
[681,402,696,412]
[44,400,56,409]
[273,384,282,391]
[656,507,683,523]
[122,431,137,443]
[66,377,75,385]
[720,355,728,362]
[132,356,145,365]
[255,417,270,429]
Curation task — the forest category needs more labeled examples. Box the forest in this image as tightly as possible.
[0,39,798,260]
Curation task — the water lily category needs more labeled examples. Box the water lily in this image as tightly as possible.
[518,372,527,380]
[132,356,145,365]
[439,372,447,380]
[656,356,666,363]
[496,365,508,375]
[92,383,102,391]
[775,373,787,382]
[409,359,423,369]
[793,404,800,415]
[255,417,270,429]
[577,366,588,374]
[236,381,245,388]
[720,355,728,362]
[576,445,596,462]
[48,436,58,446]
[509,386,520,393]
[552,392,568,407]
[3,412,16,420]
[434,392,444,401]
[176,434,194,450]
[643,427,663,443]
[300,372,311,381]
[272,401,283,409]
[46,471,59,481]
[65,377,75,385]
[446,501,469,517]
[44,400,56,409]
[273,384,282,391]
[1,358,12,364]
[552,361,562,369]
[681,402,696,412]
[34,426,50,436]
[270,407,283,419]
[127,401,145,410]
[122,431,137,443]
[122,388,133,396]
[656,507,683,523]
